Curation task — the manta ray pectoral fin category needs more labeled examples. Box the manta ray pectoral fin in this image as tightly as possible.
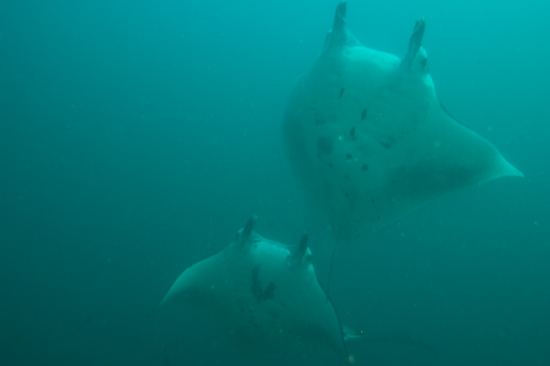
[402,18,426,70]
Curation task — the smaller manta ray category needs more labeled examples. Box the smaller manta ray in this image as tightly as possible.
[283,1,523,240]
[158,217,352,362]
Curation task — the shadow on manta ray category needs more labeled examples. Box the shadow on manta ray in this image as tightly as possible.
[155,217,438,365]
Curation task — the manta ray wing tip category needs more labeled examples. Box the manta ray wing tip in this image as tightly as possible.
[503,161,524,178]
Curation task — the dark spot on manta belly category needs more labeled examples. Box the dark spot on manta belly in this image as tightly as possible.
[250,266,276,303]
[361,164,369,171]
[339,88,345,99]
[345,153,352,160]
[361,108,367,120]
[420,57,428,68]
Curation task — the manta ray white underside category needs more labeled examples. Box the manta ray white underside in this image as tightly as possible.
[283,1,522,240]
[158,217,350,361]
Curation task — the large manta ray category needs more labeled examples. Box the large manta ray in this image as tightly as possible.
[283,1,523,240]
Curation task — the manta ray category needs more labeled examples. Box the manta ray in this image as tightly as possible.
[283,1,523,240]
[157,217,435,363]
[158,217,352,362]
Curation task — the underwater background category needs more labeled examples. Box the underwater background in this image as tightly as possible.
[1,0,548,365]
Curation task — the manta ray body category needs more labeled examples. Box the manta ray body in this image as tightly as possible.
[283,1,522,240]
[158,217,350,361]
